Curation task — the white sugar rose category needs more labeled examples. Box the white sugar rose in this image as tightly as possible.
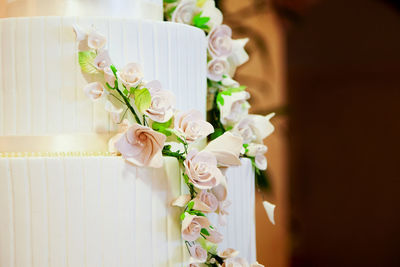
[172,0,197,25]
[83,82,105,101]
[104,66,116,86]
[88,29,107,50]
[218,248,239,259]
[174,110,214,143]
[218,91,250,126]
[228,38,249,77]
[246,143,268,170]
[115,124,166,168]
[144,80,175,123]
[251,262,265,267]
[208,25,233,58]
[182,214,211,242]
[108,119,130,155]
[207,58,230,81]
[204,132,243,167]
[184,149,224,189]
[117,63,144,88]
[232,113,275,144]
[188,243,208,263]
[255,154,267,170]
[221,76,240,88]
[94,50,112,70]
[201,0,223,30]
[223,257,249,267]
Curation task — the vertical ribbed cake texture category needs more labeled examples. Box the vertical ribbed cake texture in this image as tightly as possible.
[0,17,207,135]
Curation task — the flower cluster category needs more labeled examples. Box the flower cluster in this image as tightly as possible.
[163,0,274,176]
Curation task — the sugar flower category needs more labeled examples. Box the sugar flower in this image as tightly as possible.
[174,110,214,143]
[218,90,250,126]
[184,149,224,189]
[228,38,250,77]
[117,63,144,88]
[251,262,265,267]
[188,243,208,263]
[94,50,112,70]
[115,124,166,168]
[144,80,175,123]
[232,113,275,144]
[172,0,197,25]
[201,0,223,30]
[108,119,130,155]
[182,214,211,242]
[87,29,107,50]
[204,132,243,167]
[208,25,233,58]
[263,200,276,225]
[207,58,230,81]
[246,143,268,170]
[104,66,116,86]
[83,82,105,101]
[206,228,223,244]
[218,248,239,259]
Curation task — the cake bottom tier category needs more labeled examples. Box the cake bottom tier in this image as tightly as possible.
[0,156,255,267]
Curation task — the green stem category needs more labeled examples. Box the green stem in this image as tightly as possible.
[115,86,142,125]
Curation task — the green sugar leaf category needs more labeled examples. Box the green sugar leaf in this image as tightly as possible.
[180,212,186,221]
[78,51,100,74]
[164,0,177,3]
[193,12,210,30]
[187,201,194,211]
[134,88,151,113]
[200,228,210,236]
[152,118,173,136]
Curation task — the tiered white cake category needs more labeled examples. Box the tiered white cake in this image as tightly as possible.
[0,0,256,266]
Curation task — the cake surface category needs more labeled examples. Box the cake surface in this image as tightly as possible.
[0,17,206,136]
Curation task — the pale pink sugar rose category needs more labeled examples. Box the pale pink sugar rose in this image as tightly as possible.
[182,214,211,242]
[83,82,105,101]
[72,24,87,41]
[172,0,197,25]
[117,63,144,88]
[144,80,176,123]
[174,110,214,143]
[218,248,239,259]
[94,50,112,70]
[188,243,208,263]
[217,200,231,226]
[218,91,250,126]
[103,66,116,86]
[232,113,275,144]
[211,174,228,201]
[204,132,243,167]
[115,124,166,168]
[207,228,223,244]
[207,58,230,81]
[195,190,219,212]
[208,25,233,58]
[88,29,107,50]
[184,149,224,190]
[223,257,249,267]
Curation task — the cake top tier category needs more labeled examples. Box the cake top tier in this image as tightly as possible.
[0,0,163,20]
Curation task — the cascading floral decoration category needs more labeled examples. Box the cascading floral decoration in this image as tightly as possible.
[163,0,275,184]
[73,1,275,263]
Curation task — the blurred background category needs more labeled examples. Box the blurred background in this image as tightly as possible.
[217,0,400,266]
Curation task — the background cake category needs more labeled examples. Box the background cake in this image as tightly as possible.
[0,0,257,266]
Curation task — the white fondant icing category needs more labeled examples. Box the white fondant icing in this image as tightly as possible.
[0,156,256,266]
[0,17,207,136]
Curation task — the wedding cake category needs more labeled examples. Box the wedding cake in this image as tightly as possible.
[0,0,258,266]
